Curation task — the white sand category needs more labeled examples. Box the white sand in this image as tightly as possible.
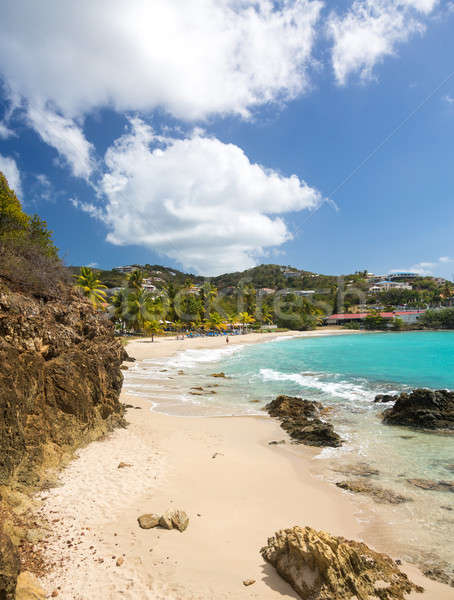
[35,331,453,599]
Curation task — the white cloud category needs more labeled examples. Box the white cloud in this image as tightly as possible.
[392,256,454,276]
[27,104,95,179]
[0,0,322,122]
[89,118,322,275]
[444,94,454,104]
[0,122,15,139]
[0,154,22,196]
[328,0,438,85]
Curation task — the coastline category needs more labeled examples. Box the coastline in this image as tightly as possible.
[35,330,453,599]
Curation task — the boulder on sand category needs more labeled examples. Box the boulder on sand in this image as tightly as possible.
[171,510,189,532]
[138,514,160,529]
[265,396,342,448]
[382,388,454,430]
[261,526,423,600]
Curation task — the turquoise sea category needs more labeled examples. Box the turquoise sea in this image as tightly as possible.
[124,331,454,581]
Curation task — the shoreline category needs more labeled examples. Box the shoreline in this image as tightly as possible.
[35,329,453,599]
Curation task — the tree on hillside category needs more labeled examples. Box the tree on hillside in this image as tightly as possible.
[127,269,144,290]
[74,267,108,308]
[0,172,29,239]
[0,172,65,296]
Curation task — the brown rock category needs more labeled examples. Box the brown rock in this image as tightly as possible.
[261,526,423,600]
[51,591,59,598]
[13,571,46,600]
[0,527,20,600]
[210,372,227,378]
[138,514,160,529]
[243,579,256,586]
[332,462,380,477]
[116,557,124,567]
[117,462,132,469]
[265,395,342,448]
[382,388,454,430]
[407,479,454,492]
[336,480,411,504]
[159,511,174,530]
[171,510,189,532]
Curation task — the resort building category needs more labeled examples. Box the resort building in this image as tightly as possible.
[369,281,412,293]
[325,310,425,326]
[142,278,158,293]
[257,288,276,296]
[389,272,418,280]
[113,265,138,274]
[293,290,316,297]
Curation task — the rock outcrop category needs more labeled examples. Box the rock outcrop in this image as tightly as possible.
[374,394,396,403]
[382,389,454,430]
[406,479,454,493]
[265,395,342,447]
[336,480,411,504]
[0,282,127,599]
[261,526,423,600]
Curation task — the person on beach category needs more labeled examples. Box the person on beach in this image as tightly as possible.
[226,336,229,344]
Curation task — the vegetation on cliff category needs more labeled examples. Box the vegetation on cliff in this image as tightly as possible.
[0,172,128,599]
[0,173,66,298]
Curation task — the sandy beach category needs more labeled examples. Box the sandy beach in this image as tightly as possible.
[35,330,453,599]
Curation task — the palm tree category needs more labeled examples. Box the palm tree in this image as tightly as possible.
[144,319,163,342]
[127,288,156,332]
[109,287,131,330]
[74,267,107,308]
[204,311,226,332]
[260,307,274,326]
[127,269,144,290]
[238,311,255,333]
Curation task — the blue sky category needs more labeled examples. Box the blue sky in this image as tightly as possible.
[0,0,454,278]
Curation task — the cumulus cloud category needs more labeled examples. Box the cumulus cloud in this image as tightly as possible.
[0,0,322,122]
[0,122,15,139]
[392,256,454,276]
[27,104,95,179]
[0,154,22,196]
[328,0,438,85]
[88,118,322,275]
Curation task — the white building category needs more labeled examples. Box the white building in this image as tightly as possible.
[369,280,412,293]
[113,265,138,274]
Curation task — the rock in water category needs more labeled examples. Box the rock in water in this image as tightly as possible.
[261,526,423,600]
[336,480,410,504]
[382,388,454,430]
[407,479,454,493]
[210,372,227,378]
[138,514,160,529]
[265,396,342,447]
[171,510,189,532]
[374,394,396,403]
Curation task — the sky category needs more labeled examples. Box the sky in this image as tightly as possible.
[0,0,454,278]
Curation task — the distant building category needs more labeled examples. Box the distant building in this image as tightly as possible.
[113,265,138,274]
[142,278,158,293]
[389,272,418,280]
[283,271,299,279]
[325,310,425,326]
[369,281,412,293]
[293,290,316,297]
[257,287,276,296]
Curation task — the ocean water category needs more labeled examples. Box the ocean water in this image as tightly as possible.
[124,331,454,580]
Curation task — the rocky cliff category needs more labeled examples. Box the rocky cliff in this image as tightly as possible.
[0,281,128,599]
